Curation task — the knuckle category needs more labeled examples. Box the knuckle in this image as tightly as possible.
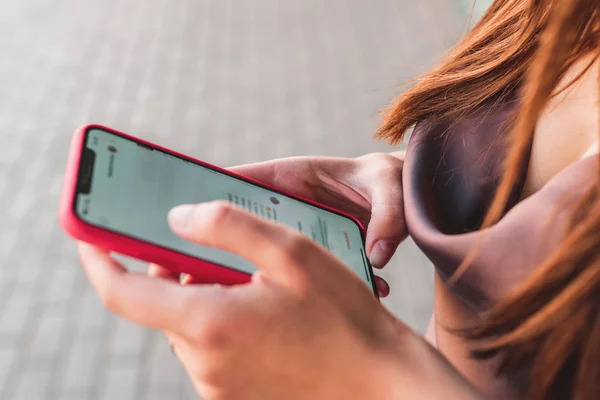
[181,294,236,351]
[360,153,403,180]
[375,160,402,178]
[196,319,234,351]
[358,151,388,163]
[290,274,313,300]
[275,233,315,295]
[280,233,314,265]
[205,201,237,228]
[196,365,226,389]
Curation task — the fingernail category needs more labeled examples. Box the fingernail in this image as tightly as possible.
[168,204,194,229]
[369,240,395,268]
[376,278,390,297]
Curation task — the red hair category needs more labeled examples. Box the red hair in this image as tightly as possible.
[377,1,599,399]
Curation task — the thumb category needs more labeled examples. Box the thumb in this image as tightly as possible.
[365,184,407,268]
[167,201,312,291]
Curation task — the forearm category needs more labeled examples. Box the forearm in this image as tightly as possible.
[381,328,486,400]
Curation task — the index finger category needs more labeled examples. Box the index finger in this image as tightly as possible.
[78,243,217,331]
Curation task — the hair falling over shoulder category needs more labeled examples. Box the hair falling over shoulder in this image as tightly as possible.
[377,1,600,399]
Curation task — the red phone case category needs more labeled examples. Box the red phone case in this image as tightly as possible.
[59,124,377,293]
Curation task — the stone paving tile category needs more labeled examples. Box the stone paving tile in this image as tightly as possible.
[0,287,37,338]
[98,361,141,400]
[11,367,53,400]
[0,0,467,398]
[61,336,103,394]
[27,310,68,360]
[0,347,17,391]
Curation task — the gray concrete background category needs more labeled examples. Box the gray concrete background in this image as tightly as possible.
[0,1,466,399]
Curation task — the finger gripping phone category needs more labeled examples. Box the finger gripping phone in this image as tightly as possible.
[59,125,378,295]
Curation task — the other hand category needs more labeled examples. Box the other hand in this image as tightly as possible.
[230,152,407,296]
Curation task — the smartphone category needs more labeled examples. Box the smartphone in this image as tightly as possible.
[59,125,378,295]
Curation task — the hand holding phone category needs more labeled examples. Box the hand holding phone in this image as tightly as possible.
[59,125,378,295]
[77,199,421,400]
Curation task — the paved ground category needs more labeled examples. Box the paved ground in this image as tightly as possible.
[0,1,465,399]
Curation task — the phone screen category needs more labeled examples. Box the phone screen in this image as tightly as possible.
[75,128,374,288]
